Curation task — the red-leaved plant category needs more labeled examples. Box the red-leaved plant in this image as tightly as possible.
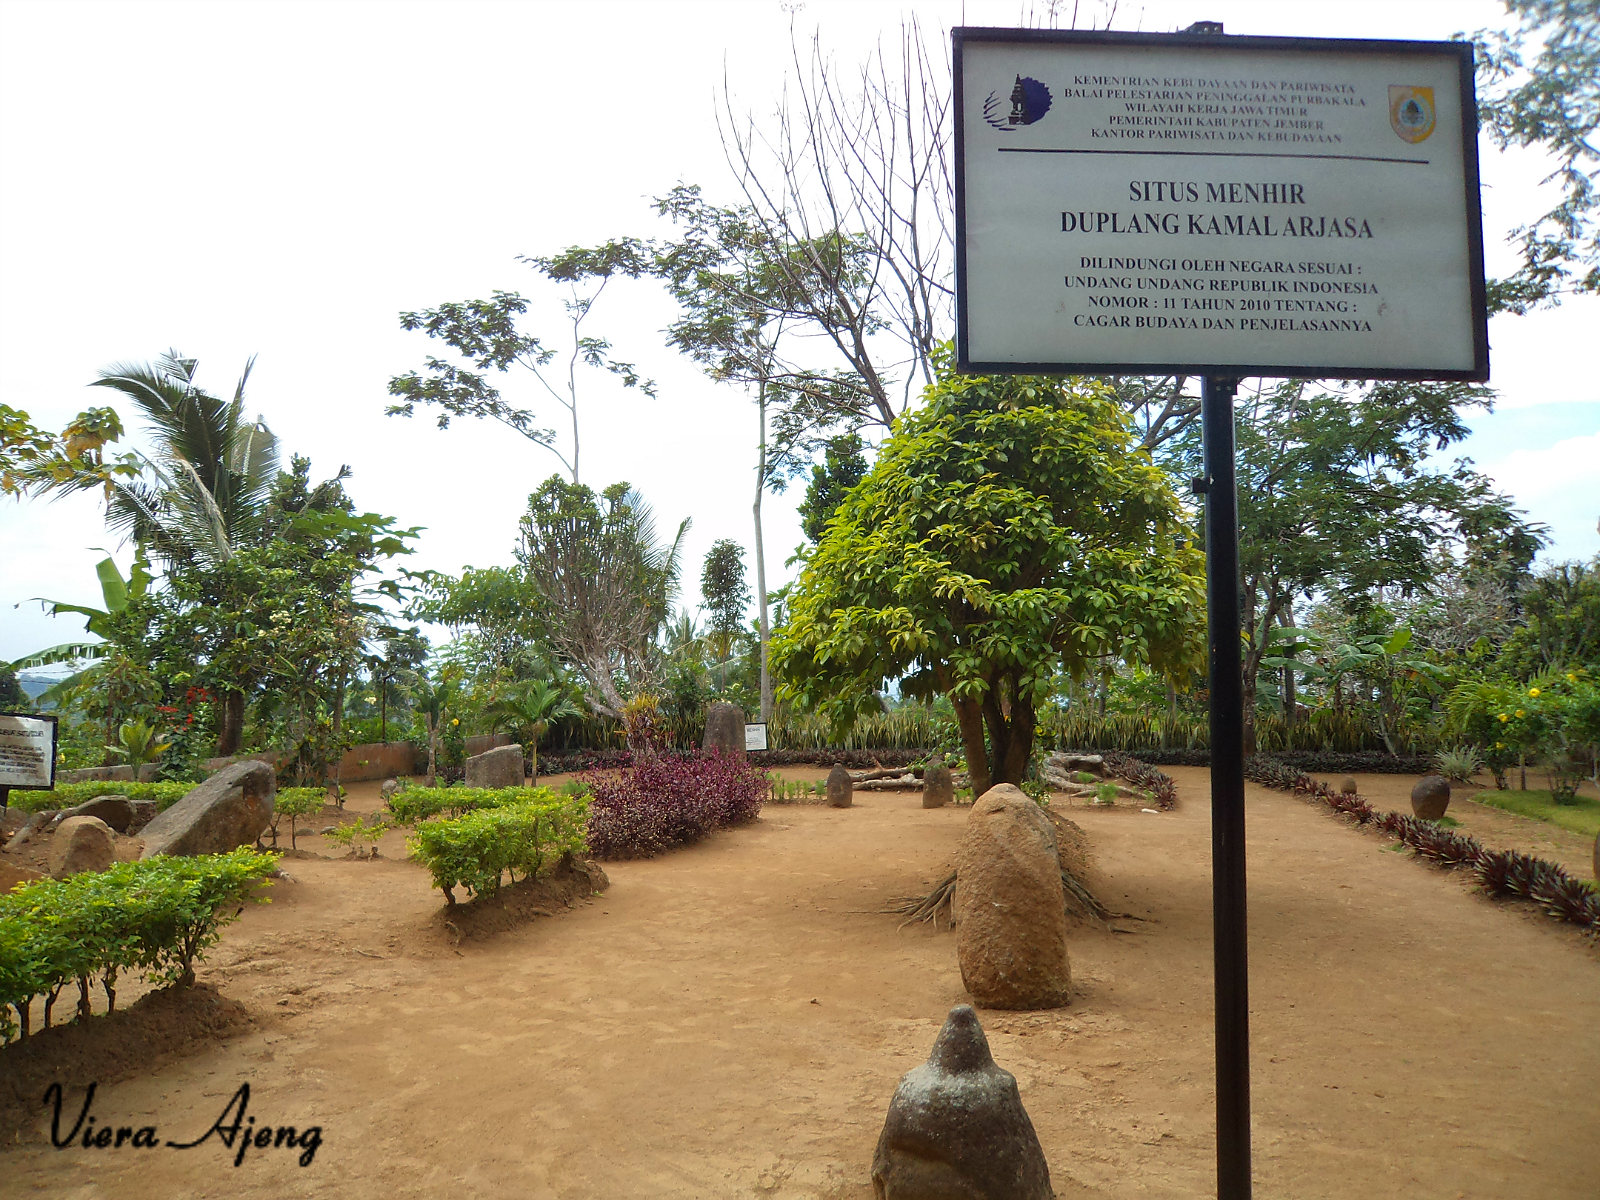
[582,750,768,860]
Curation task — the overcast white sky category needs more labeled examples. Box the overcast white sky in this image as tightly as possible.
[2,0,1596,665]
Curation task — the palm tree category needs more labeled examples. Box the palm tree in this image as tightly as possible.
[33,351,280,753]
[485,678,582,780]
[414,675,460,787]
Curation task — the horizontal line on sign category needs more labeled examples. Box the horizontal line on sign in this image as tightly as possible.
[997,147,1430,165]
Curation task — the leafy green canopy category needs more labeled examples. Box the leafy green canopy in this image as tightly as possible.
[773,357,1204,790]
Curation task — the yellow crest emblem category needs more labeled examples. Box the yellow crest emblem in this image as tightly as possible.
[1389,86,1436,144]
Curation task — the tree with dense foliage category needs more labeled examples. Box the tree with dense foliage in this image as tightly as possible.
[773,355,1205,792]
[699,540,751,694]
[2,404,129,500]
[1496,558,1600,676]
[1471,0,1600,312]
[1162,378,1547,752]
[797,432,869,543]
[514,477,687,718]
[386,242,654,484]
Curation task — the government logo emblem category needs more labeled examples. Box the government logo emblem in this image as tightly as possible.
[983,75,1052,131]
[1388,86,1435,144]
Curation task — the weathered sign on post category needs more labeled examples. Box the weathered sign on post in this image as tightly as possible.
[0,711,59,804]
[953,26,1486,1200]
[743,722,769,753]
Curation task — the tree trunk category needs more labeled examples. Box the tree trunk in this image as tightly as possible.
[215,689,246,757]
[953,696,991,796]
[753,387,772,722]
[379,679,388,743]
[981,686,1035,787]
[426,714,438,787]
[328,667,347,805]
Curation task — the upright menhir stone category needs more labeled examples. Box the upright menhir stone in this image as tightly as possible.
[922,758,953,809]
[465,743,523,789]
[953,784,1071,1010]
[826,763,853,808]
[702,702,746,760]
[871,1004,1053,1200]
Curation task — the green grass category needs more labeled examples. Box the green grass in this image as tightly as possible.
[1471,789,1600,840]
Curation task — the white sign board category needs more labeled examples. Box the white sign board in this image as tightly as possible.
[955,30,1488,380]
[0,713,58,790]
[743,723,768,752]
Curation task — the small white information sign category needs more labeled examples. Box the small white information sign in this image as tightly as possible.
[0,713,58,790]
[955,29,1488,379]
[743,723,769,752]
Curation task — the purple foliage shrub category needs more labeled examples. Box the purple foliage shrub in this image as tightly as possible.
[582,750,768,860]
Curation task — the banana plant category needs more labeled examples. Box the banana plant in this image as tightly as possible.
[11,548,153,706]
[105,718,171,769]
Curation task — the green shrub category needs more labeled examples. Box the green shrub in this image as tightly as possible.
[406,794,588,906]
[0,848,276,1042]
[268,787,326,850]
[8,780,198,814]
[323,814,389,858]
[387,785,541,825]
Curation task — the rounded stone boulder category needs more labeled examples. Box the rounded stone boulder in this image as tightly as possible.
[49,815,117,878]
[953,784,1071,1010]
[922,759,953,809]
[871,1004,1053,1200]
[826,763,853,808]
[1410,774,1452,821]
[1340,776,1359,796]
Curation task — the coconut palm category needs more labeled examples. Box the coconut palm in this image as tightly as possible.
[31,351,280,752]
[485,678,582,780]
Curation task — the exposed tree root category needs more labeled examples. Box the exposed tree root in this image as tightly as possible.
[887,868,1146,931]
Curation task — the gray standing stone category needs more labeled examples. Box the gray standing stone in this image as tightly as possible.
[49,815,117,878]
[954,784,1071,1010]
[464,744,523,789]
[139,761,275,859]
[1410,774,1452,822]
[60,795,135,833]
[871,1004,1053,1200]
[1340,776,1359,795]
[922,759,953,809]
[826,763,853,809]
[702,703,746,759]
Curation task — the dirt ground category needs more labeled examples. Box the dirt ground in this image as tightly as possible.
[1,766,1597,1198]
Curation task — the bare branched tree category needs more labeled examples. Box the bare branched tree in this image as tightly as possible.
[718,16,953,431]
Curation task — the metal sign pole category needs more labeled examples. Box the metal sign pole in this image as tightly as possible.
[1199,372,1251,1198]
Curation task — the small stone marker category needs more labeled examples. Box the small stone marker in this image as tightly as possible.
[954,784,1071,1010]
[379,777,400,802]
[702,703,746,759]
[49,815,117,878]
[871,1004,1053,1200]
[1410,774,1451,821]
[1340,776,1359,795]
[826,763,853,808]
[464,744,523,789]
[922,759,953,809]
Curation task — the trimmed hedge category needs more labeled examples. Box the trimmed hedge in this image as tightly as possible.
[386,785,565,825]
[406,794,589,906]
[582,751,768,860]
[0,848,277,1043]
[7,780,200,815]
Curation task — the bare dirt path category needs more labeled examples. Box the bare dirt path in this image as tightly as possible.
[3,769,1596,1198]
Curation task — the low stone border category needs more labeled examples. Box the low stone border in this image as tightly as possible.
[1243,756,1600,935]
